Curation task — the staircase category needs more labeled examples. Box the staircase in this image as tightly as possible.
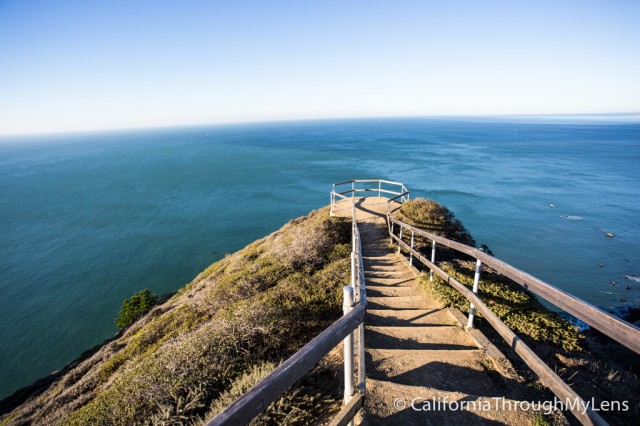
[353,202,537,425]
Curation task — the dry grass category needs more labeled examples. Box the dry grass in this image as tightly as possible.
[1,207,350,425]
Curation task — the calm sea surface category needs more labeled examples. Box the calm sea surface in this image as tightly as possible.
[1,117,639,399]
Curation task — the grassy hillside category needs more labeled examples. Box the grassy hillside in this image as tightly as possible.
[1,207,351,425]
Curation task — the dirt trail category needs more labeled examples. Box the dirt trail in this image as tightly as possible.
[335,197,540,425]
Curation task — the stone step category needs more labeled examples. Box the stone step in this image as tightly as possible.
[365,326,476,351]
[360,379,544,426]
[362,253,398,262]
[363,254,401,260]
[363,254,398,261]
[365,271,415,281]
[362,255,396,262]
[361,248,392,255]
[366,285,415,297]
[364,264,405,273]
[367,296,429,310]
[364,277,414,287]
[365,349,499,397]
[366,309,453,327]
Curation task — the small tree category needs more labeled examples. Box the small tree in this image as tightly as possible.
[115,289,158,331]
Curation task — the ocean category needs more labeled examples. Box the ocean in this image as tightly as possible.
[1,116,639,399]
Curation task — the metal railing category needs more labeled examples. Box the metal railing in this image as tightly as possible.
[208,191,367,426]
[386,194,640,426]
[330,179,409,216]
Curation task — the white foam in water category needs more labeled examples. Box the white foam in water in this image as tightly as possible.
[562,215,583,220]
[624,275,640,283]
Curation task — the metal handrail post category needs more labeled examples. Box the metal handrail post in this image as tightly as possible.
[390,222,394,244]
[467,259,483,328]
[343,287,355,409]
[351,251,357,293]
[430,241,436,281]
[357,322,365,396]
[409,231,415,267]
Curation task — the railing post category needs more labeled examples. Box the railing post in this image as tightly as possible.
[409,231,415,267]
[430,241,436,281]
[467,259,483,328]
[351,251,357,294]
[351,181,355,198]
[343,286,355,409]
[390,222,394,244]
[378,180,381,197]
[352,223,356,250]
[357,322,366,396]
[397,226,403,254]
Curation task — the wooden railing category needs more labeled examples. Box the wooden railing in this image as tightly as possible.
[388,218,640,355]
[387,214,640,426]
[208,195,367,426]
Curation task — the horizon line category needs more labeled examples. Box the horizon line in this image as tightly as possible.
[2,111,639,138]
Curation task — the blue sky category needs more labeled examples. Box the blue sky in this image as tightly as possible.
[1,0,639,135]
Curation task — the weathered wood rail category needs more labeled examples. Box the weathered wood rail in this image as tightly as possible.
[207,179,638,426]
[388,218,640,355]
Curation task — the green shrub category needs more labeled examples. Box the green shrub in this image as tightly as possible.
[328,243,351,263]
[417,261,583,352]
[396,198,476,247]
[115,289,158,331]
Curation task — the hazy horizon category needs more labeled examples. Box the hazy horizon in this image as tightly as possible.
[1,1,639,136]
[1,112,639,139]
